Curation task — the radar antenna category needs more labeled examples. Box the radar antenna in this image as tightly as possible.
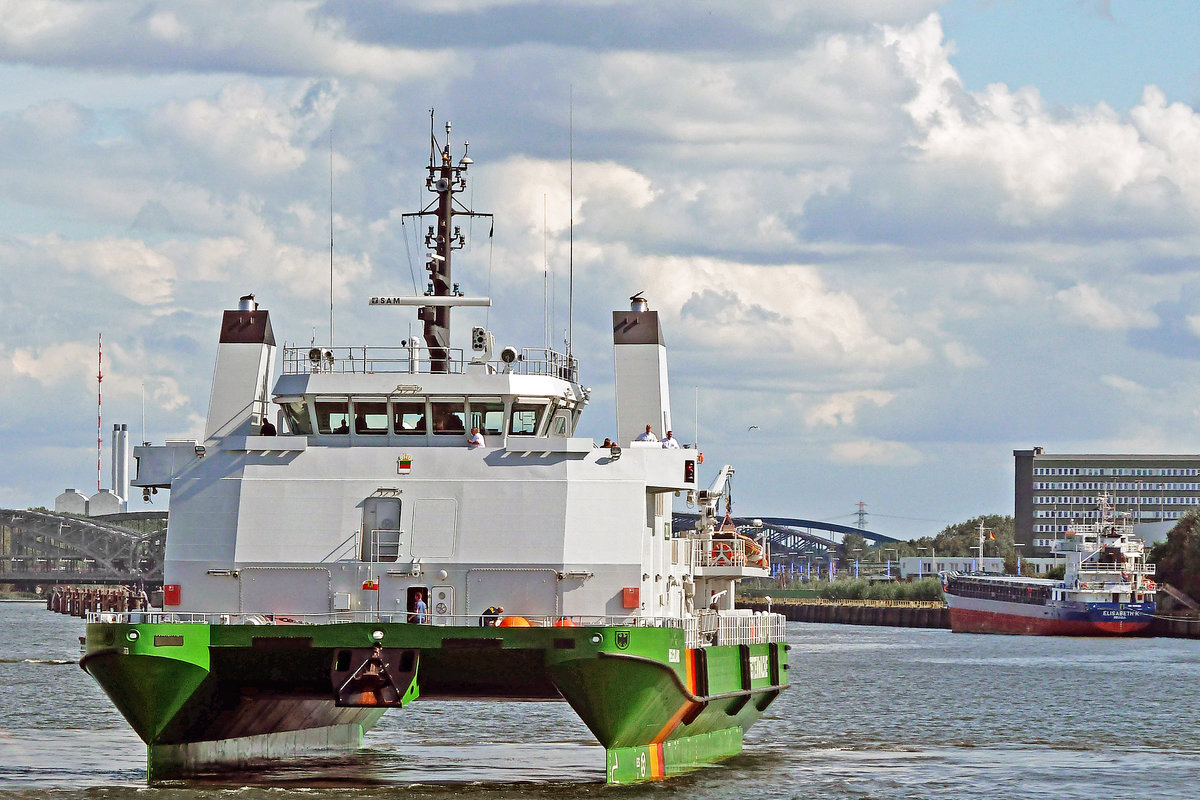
[399,110,493,373]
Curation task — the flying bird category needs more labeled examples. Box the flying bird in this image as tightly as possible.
[748,425,759,431]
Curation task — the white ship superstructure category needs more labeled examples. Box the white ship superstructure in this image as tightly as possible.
[84,115,788,785]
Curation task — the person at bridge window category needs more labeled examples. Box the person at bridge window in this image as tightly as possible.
[661,430,680,449]
[635,424,657,442]
[259,418,276,436]
[467,426,485,449]
[432,403,465,434]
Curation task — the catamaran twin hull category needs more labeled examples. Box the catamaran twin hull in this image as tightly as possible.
[82,617,789,783]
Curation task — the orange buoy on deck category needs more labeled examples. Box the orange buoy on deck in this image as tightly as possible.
[553,618,577,627]
[498,615,532,627]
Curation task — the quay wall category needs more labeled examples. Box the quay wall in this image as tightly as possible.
[744,598,1200,639]
[742,599,949,629]
[1150,616,1200,639]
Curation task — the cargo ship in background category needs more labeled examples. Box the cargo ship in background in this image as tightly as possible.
[79,114,789,784]
[941,495,1156,635]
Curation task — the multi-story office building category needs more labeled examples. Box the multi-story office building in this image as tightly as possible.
[1014,447,1199,553]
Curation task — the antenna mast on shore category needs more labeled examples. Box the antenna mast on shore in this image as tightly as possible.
[97,333,103,492]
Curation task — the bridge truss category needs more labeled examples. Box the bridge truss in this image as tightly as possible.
[672,513,898,562]
[0,509,166,587]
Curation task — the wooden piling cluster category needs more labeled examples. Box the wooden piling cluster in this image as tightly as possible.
[743,598,950,629]
[46,585,150,617]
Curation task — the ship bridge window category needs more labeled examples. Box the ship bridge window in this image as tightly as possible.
[280,400,313,435]
[549,412,569,437]
[315,399,350,434]
[510,402,547,436]
[468,399,504,437]
[392,401,427,435]
[353,400,388,435]
[431,401,467,435]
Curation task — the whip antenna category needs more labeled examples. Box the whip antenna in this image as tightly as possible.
[329,127,335,347]
[567,85,574,361]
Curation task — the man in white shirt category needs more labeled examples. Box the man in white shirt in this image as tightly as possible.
[634,424,657,442]
[467,426,485,449]
[661,430,680,449]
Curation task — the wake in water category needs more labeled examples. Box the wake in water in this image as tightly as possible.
[0,658,75,665]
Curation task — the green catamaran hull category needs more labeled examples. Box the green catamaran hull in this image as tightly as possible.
[82,620,789,783]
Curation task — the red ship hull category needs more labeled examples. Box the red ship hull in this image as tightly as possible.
[948,606,1152,636]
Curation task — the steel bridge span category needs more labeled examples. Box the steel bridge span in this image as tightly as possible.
[672,513,898,562]
[0,508,166,589]
[3,508,892,589]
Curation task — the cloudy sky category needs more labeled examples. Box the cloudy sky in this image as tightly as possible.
[2,0,1199,539]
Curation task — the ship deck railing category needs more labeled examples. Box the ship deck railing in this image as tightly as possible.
[85,609,789,645]
[86,610,679,627]
[1076,562,1156,574]
[283,345,578,383]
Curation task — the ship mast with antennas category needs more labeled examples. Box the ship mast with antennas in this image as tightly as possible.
[397,111,493,373]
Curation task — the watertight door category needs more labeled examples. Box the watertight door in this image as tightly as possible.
[430,585,454,625]
[362,497,402,561]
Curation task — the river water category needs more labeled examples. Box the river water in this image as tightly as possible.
[2,600,1197,799]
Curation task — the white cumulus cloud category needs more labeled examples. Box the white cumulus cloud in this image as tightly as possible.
[1055,284,1157,331]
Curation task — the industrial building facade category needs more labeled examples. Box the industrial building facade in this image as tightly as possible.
[1014,447,1200,553]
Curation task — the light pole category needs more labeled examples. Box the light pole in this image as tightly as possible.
[884,548,898,579]
[975,521,991,571]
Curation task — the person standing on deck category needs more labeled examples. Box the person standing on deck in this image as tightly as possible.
[635,425,657,442]
[409,591,427,624]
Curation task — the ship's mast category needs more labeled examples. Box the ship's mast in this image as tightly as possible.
[400,111,492,373]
